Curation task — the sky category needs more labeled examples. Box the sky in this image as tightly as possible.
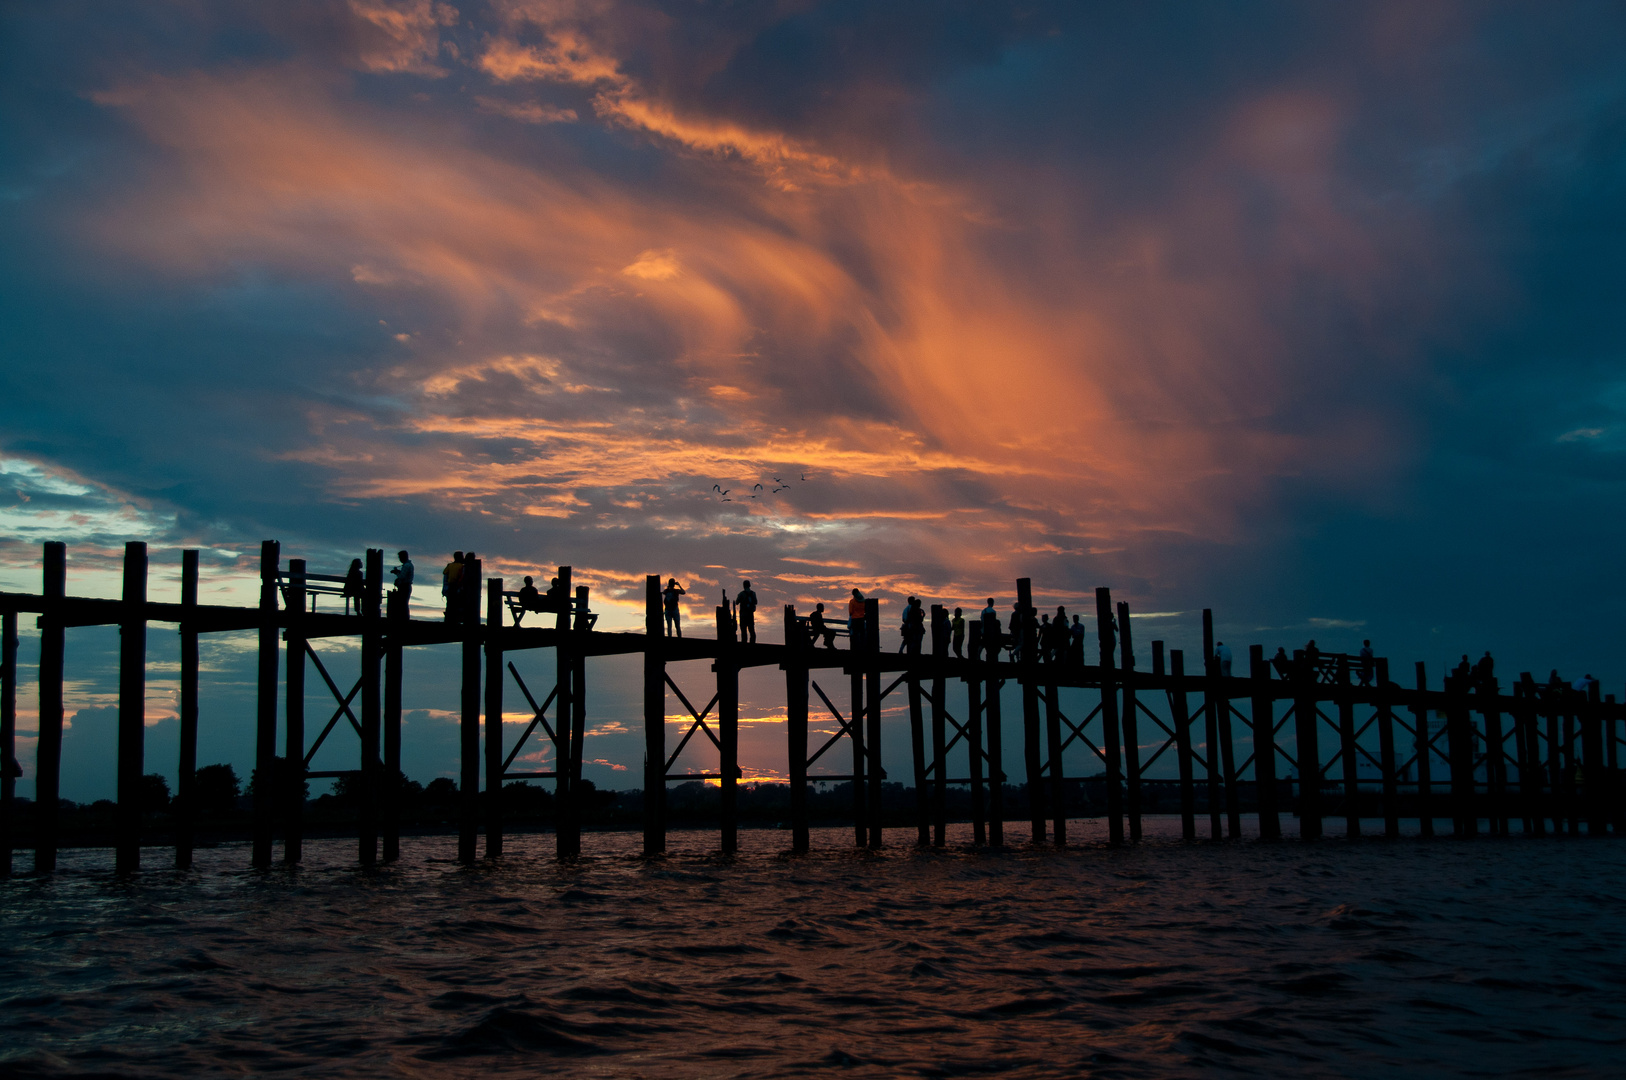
[3,1,1625,799]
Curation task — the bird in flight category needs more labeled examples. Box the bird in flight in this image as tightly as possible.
[753,483,763,491]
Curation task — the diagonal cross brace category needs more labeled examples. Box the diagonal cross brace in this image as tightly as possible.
[505,662,560,773]
[663,672,721,774]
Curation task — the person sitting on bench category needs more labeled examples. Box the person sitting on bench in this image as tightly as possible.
[511,575,549,624]
[810,603,836,648]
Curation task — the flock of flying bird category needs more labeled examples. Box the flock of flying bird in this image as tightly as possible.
[712,474,810,502]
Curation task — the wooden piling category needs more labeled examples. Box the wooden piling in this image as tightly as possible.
[1095,588,1124,845]
[485,578,505,858]
[642,576,665,857]
[849,613,867,849]
[864,597,883,849]
[930,605,948,848]
[1514,675,1540,836]
[1337,658,1359,838]
[1413,662,1434,838]
[784,606,809,853]
[1482,678,1506,836]
[457,557,481,864]
[1203,612,1223,840]
[554,566,575,858]
[1292,650,1321,841]
[35,542,65,874]
[1171,650,1195,840]
[360,549,383,866]
[966,621,986,846]
[253,539,280,869]
[283,559,306,866]
[1582,681,1605,835]
[0,608,14,878]
[1017,579,1044,843]
[1445,674,1475,838]
[570,584,589,847]
[1376,659,1400,838]
[383,590,403,862]
[717,599,739,855]
[908,606,928,848]
[1044,681,1066,847]
[1117,601,1141,843]
[984,620,1005,847]
[1216,658,1242,839]
[1250,645,1281,840]
[176,550,200,870]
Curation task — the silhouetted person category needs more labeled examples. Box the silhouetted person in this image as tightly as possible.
[545,576,563,607]
[1474,651,1495,690]
[341,558,364,615]
[1272,647,1292,679]
[1358,639,1374,686]
[442,551,464,623]
[390,550,414,605]
[848,589,866,650]
[513,576,545,625]
[662,578,685,637]
[901,596,925,656]
[980,598,997,637]
[951,607,966,658]
[931,604,950,655]
[1037,614,1052,663]
[737,580,758,643]
[811,603,836,648]
[1304,639,1320,680]
[1070,615,1085,666]
[1009,601,1024,661]
[1215,640,1233,678]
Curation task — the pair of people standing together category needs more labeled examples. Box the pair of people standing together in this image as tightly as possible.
[662,578,757,642]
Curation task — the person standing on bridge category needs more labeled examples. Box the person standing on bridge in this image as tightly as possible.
[341,558,364,615]
[1358,640,1374,686]
[736,580,758,644]
[389,550,414,607]
[951,607,965,658]
[442,552,464,624]
[1215,640,1233,677]
[662,578,685,637]
[1070,614,1086,666]
[848,589,866,650]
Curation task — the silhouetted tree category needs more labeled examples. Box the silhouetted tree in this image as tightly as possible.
[193,763,240,815]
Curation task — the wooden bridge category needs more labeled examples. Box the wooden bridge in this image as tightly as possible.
[0,539,1622,875]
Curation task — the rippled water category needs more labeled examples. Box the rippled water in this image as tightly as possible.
[2,818,1623,1078]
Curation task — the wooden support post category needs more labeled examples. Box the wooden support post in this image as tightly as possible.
[35,542,65,873]
[485,578,505,858]
[1377,659,1399,838]
[1171,650,1195,840]
[1414,662,1434,838]
[849,614,867,849]
[984,619,1005,847]
[360,549,383,866]
[784,606,809,854]
[554,566,574,858]
[1250,645,1281,840]
[1292,650,1321,841]
[1336,658,1359,837]
[383,590,403,862]
[1514,675,1540,836]
[641,576,665,857]
[1483,679,1506,837]
[570,585,588,849]
[966,621,986,845]
[0,608,14,878]
[1565,700,1580,835]
[283,559,306,866]
[175,550,200,870]
[1217,659,1241,839]
[1016,579,1044,843]
[458,557,481,864]
[865,597,883,849]
[1045,681,1066,847]
[930,605,948,848]
[1095,588,1123,845]
[1202,611,1222,841]
[1608,695,1622,834]
[253,539,280,870]
[717,598,739,855]
[1117,601,1141,843]
[908,605,928,849]
[1446,674,1475,838]
[1582,681,1605,835]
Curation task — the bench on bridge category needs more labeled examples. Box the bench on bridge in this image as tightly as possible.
[277,571,356,614]
[795,614,851,646]
[505,589,598,629]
